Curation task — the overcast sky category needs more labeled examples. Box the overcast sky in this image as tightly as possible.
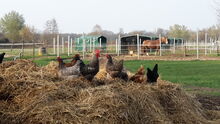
[0,0,218,33]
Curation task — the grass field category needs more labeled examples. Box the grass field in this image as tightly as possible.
[17,55,220,95]
[125,60,220,88]
[32,57,220,90]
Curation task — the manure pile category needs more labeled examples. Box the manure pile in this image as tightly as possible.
[0,60,219,124]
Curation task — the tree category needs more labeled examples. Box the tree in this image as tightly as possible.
[89,24,102,35]
[128,30,146,35]
[155,28,168,36]
[43,18,59,44]
[19,25,36,42]
[214,0,220,24]
[168,24,190,40]
[119,28,124,35]
[0,11,25,42]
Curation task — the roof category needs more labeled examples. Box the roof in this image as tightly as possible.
[120,35,151,39]
[78,35,106,39]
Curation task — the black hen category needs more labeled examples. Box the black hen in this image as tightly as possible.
[0,53,5,64]
[80,50,100,81]
[146,64,159,83]
[106,54,128,81]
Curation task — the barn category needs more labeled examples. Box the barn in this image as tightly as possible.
[120,35,152,53]
[120,35,184,54]
[168,38,184,45]
[75,35,107,51]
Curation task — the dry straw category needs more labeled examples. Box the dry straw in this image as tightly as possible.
[0,60,219,124]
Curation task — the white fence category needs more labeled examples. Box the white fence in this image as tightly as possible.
[1,34,220,60]
[46,34,220,59]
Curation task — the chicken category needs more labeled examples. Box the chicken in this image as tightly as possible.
[79,50,100,81]
[64,54,81,67]
[105,54,128,81]
[0,53,5,64]
[130,65,145,83]
[146,64,159,83]
[57,56,81,79]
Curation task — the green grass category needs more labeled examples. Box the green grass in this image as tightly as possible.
[32,57,220,89]
[124,60,220,89]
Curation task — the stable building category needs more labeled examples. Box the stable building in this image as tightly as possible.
[120,35,152,53]
[75,35,107,51]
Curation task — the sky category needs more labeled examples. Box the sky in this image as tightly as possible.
[0,0,218,33]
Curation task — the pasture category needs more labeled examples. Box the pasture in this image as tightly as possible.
[30,56,220,96]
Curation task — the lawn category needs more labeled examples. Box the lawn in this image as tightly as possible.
[124,60,220,89]
[32,57,220,90]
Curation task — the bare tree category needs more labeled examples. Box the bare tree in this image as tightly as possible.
[89,24,102,35]
[19,25,36,42]
[43,18,59,45]
[156,28,168,36]
[168,24,190,40]
[119,28,124,35]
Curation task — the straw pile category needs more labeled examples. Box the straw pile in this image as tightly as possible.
[0,60,219,124]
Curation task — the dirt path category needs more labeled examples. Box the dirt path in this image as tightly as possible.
[196,95,220,110]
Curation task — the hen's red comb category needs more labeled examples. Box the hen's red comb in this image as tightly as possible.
[95,49,100,54]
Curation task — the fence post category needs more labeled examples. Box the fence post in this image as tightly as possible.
[68,36,70,56]
[173,38,175,54]
[53,38,56,54]
[116,38,118,54]
[57,35,60,57]
[140,39,142,55]
[159,34,162,56]
[184,44,186,57]
[182,38,184,53]
[196,31,199,59]
[22,40,24,57]
[118,35,121,56]
[90,39,92,52]
[93,38,95,52]
[137,34,140,59]
[70,38,73,54]
[32,41,35,60]
[62,37,64,54]
[205,33,207,56]
[209,38,211,54]
[99,38,102,48]
[83,38,85,59]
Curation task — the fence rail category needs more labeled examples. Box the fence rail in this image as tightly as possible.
[1,34,220,60]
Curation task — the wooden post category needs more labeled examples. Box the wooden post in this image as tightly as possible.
[99,38,102,48]
[53,38,56,54]
[93,38,95,51]
[22,40,24,57]
[62,37,64,54]
[159,34,162,56]
[184,44,186,57]
[90,38,92,52]
[205,33,207,56]
[140,39,142,55]
[83,39,85,59]
[196,32,199,59]
[68,36,70,56]
[118,35,121,56]
[57,35,60,57]
[116,38,118,54]
[173,38,176,54]
[210,38,212,54]
[32,41,35,60]
[70,38,73,54]
[137,34,140,59]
